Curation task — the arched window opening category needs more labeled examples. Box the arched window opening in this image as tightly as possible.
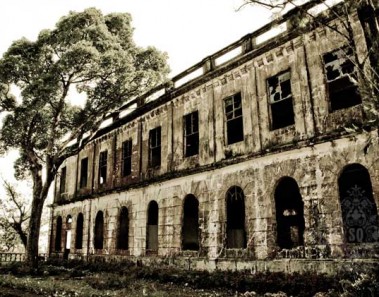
[146,201,158,251]
[94,211,104,250]
[338,164,379,243]
[117,207,129,250]
[182,195,199,250]
[55,216,62,252]
[75,213,84,249]
[64,215,72,259]
[226,186,247,248]
[275,177,305,249]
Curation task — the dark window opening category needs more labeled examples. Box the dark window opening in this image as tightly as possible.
[117,207,129,250]
[323,47,362,111]
[149,127,161,168]
[182,195,200,250]
[60,167,66,194]
[184,111,199,157]
[122,140,132,177]
[64,215,72,260]
[94,211,104,250]
[226,186,247,248]
[79,158,88,188]
[75,213,84,250]
[267,71,295,130]
[224,93,244,145]
[98,151,108,185]
[146,201,158,251]
[275,177,305,249]
[55,216,62,252]
[338,164,379,243]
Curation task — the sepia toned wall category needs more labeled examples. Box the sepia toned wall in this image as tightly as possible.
[50,8,379,271]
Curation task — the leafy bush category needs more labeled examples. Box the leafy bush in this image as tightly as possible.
[0,262,32,276]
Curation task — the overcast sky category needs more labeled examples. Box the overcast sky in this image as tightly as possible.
[0,0,271,76]
[0,0,271,188]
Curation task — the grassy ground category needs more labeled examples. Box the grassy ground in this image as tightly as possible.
[0,260,378,297]
[0,273,232,297]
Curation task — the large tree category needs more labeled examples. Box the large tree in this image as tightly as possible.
[0,8,169,268]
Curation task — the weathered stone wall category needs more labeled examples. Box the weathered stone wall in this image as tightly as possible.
[50,10,379,271]
[51,131,379,260]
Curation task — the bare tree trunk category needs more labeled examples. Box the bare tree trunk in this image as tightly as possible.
[13,223,28,248]
[357,0,379,79]
[25,191,45,269]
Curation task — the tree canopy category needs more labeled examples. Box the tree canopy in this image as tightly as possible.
[0,7,170,267]
[0,8,169,167]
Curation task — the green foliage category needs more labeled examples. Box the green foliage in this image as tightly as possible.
[0,179,30,251]
[0,262,31,276]
[0,7,169,160]
[0,224,20,252]
[0,7,169,266]
[339,272,379,297]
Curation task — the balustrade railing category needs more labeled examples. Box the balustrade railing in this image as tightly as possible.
[0,253,47,264]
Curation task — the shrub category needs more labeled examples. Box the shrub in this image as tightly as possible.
[9,258,377,297]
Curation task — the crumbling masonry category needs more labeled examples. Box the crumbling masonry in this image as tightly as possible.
[50,4,379,273]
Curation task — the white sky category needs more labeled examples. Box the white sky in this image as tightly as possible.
[0,0,271,76]
[0,0,271,191]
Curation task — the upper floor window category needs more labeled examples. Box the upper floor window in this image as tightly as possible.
[224,93,244,145]
[184,111,199,157]
[323,46,361,111]
[79,158,88,188]
[99,150,108,185]
[267,71,295,130]
[149,127,161,168]
[59,167,67,194]
[122,140,132,177]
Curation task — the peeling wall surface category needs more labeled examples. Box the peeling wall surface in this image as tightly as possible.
[50,7,379,273]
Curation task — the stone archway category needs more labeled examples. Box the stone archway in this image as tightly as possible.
[226,186,247,249]
[182,195,200,251]
[275,177,305,249]
[338,164,379,243]
[146,201,159,252]
[94,211,104,250]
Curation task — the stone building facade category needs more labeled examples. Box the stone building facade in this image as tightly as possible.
[50,4,379,272]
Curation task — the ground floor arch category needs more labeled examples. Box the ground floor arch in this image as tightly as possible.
[275,177,305,249]
[226,186,247,249]
[146,201,159,252]
[182,194,200,251]
[117,207,129,250]
[338,163,379,243]
[94,211,104,250]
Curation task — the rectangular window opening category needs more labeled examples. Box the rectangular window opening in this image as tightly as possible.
[267,71,295,130]
[224,93,244,145]
[184,111,199,157]
[79,158,88,189]
[149,127,161,168]
[99,151,108,185]
[122,140,132,177]
[323,46,361,111]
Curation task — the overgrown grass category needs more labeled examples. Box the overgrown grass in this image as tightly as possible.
[0,259,378,297]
